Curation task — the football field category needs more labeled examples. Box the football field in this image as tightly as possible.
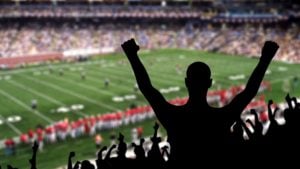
[0,49,299,168]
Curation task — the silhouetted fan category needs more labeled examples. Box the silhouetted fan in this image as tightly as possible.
[161,145,170,159]
[122,38,279,165]
[73,161,81,169]
[242,109,264,142]
[116,133,127,160]
[81,160,95,169]
[29,141,38,169]
[68,152,75,169]
[7,165,17,169]
[132,138,145,160]
[96,146,107,168]
[105,144,116,161]
[147,122,163,161]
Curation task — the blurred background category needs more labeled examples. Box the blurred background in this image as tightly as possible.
[0,0,299,168]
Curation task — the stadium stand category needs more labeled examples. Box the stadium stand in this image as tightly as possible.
[0,1,300,168]
[0,0,299,66]
[0,22,299,66]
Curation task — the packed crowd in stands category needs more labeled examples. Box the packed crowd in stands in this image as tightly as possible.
[0,22,299,63]
[0,6,217,19]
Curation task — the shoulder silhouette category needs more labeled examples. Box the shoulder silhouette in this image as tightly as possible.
[122,39,279,165]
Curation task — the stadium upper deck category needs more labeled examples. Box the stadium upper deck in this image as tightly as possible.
[0,0,299,21]
[0,0,299,65]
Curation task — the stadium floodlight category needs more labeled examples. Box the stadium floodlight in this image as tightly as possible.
[51,0,66,3]
[12,0,25,5]
[50,0,66,6]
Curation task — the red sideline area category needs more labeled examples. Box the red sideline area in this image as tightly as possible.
[2,82,271,150]
[0,53,63,69]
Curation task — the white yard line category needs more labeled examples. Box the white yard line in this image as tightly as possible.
[24,75,118,111]
[0,115,22,135]
[271,76,296,83]
[8,80,65,106]
[4,121,22,135]
[0,60,101,76]
[7,80,86,117]
[0,89,54,123]
[69,68,136,92]
[103,67,175,86]
[67,70,147,105]
[46,74,115,96]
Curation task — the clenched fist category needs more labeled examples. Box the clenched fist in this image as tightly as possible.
[121,39,140,57]
[261,41,279,62]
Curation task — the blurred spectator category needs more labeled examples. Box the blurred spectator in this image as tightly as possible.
[0,22,299,63]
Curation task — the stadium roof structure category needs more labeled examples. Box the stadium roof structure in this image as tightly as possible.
[0,0,299,23]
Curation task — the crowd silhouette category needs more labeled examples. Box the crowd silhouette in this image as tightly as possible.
[2,39,300,168]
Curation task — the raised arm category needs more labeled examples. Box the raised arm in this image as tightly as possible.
[68,152,75,169]
[226,41,279,120]
[29,141,39,169]
[121,39,170,122]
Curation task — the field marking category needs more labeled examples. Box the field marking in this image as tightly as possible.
[0,89,54,123]
[271,76,296,83]
[0,60,102,76]
[0,115,22,135]
[88,66,166,87]
[24,75,119,111]
[88,66,181,93]
[88,66,188,95]
[91,62,199,88]
[70,67,137,91]
[39,73,138,110]
[103,67,177,86]
[24,64,148,106]
[102,64,295,93]
[63,69,147,103]
[8,80,65,106]
[77,62,298,96]
[45,73,115,97]
[7,80,86,117]
[67,70,148,104]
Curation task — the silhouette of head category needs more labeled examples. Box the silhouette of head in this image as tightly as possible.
[117,133,127,158]
[81,160,95,169]
[185,62,212,94]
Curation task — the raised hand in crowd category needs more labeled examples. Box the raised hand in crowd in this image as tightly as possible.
[243,109,264,142]
[261,41,279,63]
[291,97,300,109]
[161,145,170,160]
[68,152,75,169]
[266,100,281,136]
[73,161,80,169]
[29,141,38,169]
[6,165,17,169]
[96,146,107,168]
[147,123,163,161]
[81,160,95,169]
[116,133,127,160]
[283,94,299,128]
[132,138,145,160]
[121,39,140,59]
[105,144,116,161]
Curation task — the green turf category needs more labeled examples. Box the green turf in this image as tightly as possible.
[0,49,299,168]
